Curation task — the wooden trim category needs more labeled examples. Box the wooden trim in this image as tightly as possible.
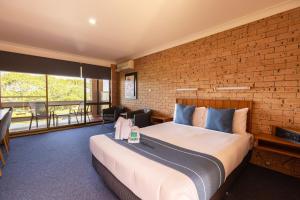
[0,73,2,108]
[9,121,107,138]
[109,79,112,107]
[176,98,253,133]
[96,79,100,115]
[84,78,87,123]
[45,75,49,128]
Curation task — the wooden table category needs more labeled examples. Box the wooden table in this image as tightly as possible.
[254,134,300,159]
[151,115,173,124]
[54,113,72,126]
[251,133,300,177]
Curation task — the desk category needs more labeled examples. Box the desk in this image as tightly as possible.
[0,108,10,122]
[0,108,11,177]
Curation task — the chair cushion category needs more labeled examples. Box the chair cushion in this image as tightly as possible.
[174,104,195,126]
[205,108,235,133]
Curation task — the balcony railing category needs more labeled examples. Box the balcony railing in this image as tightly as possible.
[1,98,110,133]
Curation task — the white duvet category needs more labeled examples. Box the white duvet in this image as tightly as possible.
[90,122,252,200]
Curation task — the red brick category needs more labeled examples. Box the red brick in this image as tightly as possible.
[118,7,300,136]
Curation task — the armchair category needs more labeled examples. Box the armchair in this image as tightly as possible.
[128,108,152,128]
[102,106,126,124]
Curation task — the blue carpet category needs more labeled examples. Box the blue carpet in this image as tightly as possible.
[1,125,299,200]
[0,124,118,200]
[227,163,300,200]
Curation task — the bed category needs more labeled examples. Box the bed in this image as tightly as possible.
[90,99,253,200]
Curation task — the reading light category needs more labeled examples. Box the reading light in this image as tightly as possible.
[214,86,251,91]
[88,18,96,25]
[176,88,198,91]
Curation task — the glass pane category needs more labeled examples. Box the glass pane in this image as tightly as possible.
[101,80,110,102]
[0,71,47,133]
[48,75,84,127]
[86,78,99,123]
[85,79,110,123]
[0,72,112,134]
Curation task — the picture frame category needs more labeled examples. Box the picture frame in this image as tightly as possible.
[125,72,137,99]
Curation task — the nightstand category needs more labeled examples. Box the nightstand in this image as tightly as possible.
[254,134,300,158]
[151,115,173,124]
[251,133,300,178]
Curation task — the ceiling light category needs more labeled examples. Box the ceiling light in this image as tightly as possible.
[88,18,96,25]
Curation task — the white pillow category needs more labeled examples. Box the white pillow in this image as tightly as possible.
[173,104,177,122]
[192,107,207,127]
[232,108,249,134]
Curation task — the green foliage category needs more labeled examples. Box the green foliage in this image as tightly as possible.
[48,76,85,101]
[1,72,46,100]
[0,72,90,102]
[1,72,109,121]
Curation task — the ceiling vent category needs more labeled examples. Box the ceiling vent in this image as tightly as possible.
[116,60,134,72]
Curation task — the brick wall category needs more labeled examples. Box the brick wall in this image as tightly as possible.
[118,7,300,135]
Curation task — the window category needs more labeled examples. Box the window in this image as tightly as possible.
[0,71,111,134]
[0,71,46,131]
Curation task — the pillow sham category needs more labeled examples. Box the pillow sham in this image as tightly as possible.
[174,104,196,126]
[192,107,207,127]
[232,108,249,134]
[205,108,235,133]
[173,104,177,121]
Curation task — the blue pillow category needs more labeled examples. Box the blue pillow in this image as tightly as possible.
[205,108,235,133]
[174,104,195,126]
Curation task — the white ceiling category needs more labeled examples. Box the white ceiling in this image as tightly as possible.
[0,0,298,66]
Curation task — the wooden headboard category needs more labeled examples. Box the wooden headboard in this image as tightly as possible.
[176,98,253,133]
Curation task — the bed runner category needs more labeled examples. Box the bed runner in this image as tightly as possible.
[106,133,225,200]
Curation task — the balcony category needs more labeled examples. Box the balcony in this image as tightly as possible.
[0,71,111,135]
[3,100,110,133]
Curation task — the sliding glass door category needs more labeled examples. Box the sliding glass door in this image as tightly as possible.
[100,79,111,114]
[0,71,111,135]
[48,75,85,128]
[85,79,110,124]
[0,71,47,132]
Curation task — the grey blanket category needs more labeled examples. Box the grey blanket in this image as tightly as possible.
[106,133,225,200]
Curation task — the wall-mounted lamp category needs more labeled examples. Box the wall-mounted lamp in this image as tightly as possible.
[176,88,198,91]
[214,86,251,91]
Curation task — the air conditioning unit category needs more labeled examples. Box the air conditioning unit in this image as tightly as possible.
[116,60,134,72]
